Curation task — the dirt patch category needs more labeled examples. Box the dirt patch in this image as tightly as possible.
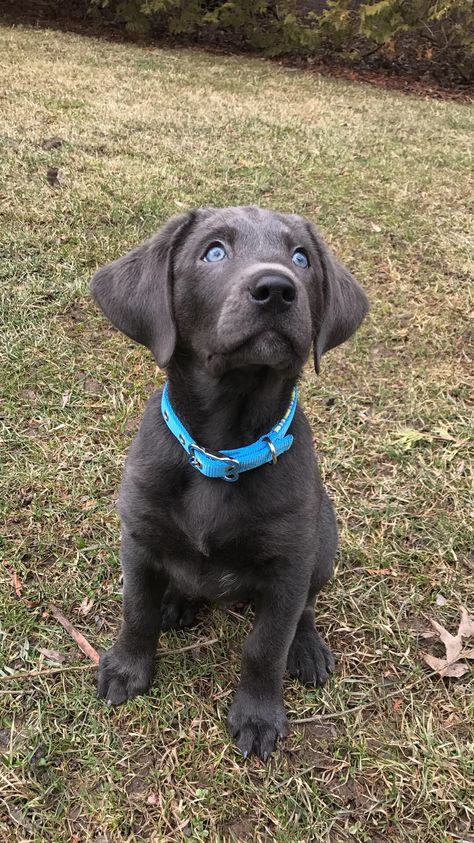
[331,775,374,807]
[223,816,275,843]
[224,816,256,842]
[289,721,339,766]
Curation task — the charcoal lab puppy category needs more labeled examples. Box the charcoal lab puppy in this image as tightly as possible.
[91,206,368,760]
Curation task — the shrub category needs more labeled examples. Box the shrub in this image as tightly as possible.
[91,0,474,81]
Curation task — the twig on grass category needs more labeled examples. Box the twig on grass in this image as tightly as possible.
[0,689,36,696]
[155,637,219,657]
[292,657,469,724]
[1,663,96,682]
[0,637,219,684]
[224,607,247,622]
[50,604,100,664]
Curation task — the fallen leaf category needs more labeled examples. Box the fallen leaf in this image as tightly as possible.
[80,499,97,511]
[4,562,23,597]
[386,41,397,58]
[79,596,94,616]
[420,605,474,678]
[430,618,461,664]
[38,648,65,664]
[366,567,407,578]
[421,653,469,679]
[458,606,474,637]
[11,571,23,597]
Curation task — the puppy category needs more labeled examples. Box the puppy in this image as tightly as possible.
[91,206,368,760]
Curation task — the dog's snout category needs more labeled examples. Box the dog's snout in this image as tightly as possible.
[249,275,296,311]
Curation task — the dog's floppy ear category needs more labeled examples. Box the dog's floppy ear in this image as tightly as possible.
[311,231,369,374]
[90,211,195,368]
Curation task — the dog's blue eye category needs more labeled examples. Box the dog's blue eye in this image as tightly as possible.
[292,249,309,268]
[203,244,227,262]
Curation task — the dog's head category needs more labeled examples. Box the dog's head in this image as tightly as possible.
[91,206,368,378]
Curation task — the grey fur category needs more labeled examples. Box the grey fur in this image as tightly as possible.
[91,206,369,760]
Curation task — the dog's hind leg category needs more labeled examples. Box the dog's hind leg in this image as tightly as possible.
[286,492,337,686]
[160,585,204,632]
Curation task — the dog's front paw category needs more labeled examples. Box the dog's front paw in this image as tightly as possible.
[97,645,154,706]
[227,694,289,761]
[287,628,335,686]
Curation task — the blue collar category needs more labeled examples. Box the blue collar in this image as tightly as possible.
[161,382,298,482]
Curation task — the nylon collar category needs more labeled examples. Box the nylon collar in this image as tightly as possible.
[161,383,297,482]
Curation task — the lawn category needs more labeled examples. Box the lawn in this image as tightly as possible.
[1,22,473,843]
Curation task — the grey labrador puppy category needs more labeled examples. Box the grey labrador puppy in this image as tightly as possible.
[91,206,368,760]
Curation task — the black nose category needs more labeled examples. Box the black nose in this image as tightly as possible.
[249,275,296,311]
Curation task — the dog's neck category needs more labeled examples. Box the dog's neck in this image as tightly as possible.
[166,359,297,452]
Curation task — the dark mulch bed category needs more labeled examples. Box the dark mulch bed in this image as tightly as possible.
[284,58,473,104]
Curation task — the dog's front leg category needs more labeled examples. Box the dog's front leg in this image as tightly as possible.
[228,572,308,760]
[97,531,167,706]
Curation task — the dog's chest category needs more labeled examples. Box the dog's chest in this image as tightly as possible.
[162,471,296,602]
[173,476,252,557]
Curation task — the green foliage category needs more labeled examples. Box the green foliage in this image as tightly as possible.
[359,0,474,78]
[360,0,472,47]
[311,0,356,53]
[359,0,412,42]
[92,0,474,79]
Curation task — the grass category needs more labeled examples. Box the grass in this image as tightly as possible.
[1,21,473,843]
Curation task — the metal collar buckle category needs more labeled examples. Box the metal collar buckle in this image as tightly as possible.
[188,444,240,481]
[188,443,206,470]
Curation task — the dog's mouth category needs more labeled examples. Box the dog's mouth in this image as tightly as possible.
[238,330,293,361]
[207,329,304,374]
